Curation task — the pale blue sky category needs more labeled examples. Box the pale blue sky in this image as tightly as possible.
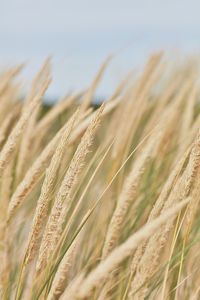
[1,0,200,99]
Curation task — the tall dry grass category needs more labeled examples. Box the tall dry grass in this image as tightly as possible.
[0,53,200,300]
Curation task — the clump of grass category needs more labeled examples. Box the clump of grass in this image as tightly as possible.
[0,53,200,300]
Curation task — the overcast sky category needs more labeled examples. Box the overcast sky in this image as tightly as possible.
[1,0,200,99]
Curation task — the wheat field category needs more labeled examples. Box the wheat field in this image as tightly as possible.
[0,53,200,299]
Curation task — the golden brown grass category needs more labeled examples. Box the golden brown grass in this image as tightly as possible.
[0,53,200,300]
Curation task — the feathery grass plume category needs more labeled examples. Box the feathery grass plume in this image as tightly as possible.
[180,115,200,159]
[110,84,135,159]
[6,119,71,222]
[179,84,198,144]
[130,130,200,299]
[105,72,134,142]
[72,199,189,300]
[0,158,16,287]
[24,57,51,106]
[47,243,77,300]
[0,92,44,178]
[34,92,80,137]
[6,103,112,222]
[28,139,113,299]
[0,83,22,125]
[36,104,105,273]
[108,71,133,102]
[181,129,200,196]
[0,157,15,219]
[130,146,191,275]
[111,53,163,179]
[45,139,115,292]
[142,70,184,136]
[69,96,120,145]
[102,128,163,259]
[16,60,52,181]
[24,109,79,264]
[0,64,24,97]
[30,92,82,158]
[80,55,112,111]
[99,127,164,299]
[60,273,85,300]
[0,104,21,149]
[181,130,200,238]
[140,79,192,178]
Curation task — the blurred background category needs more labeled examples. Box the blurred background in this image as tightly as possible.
[1,0,199,101]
